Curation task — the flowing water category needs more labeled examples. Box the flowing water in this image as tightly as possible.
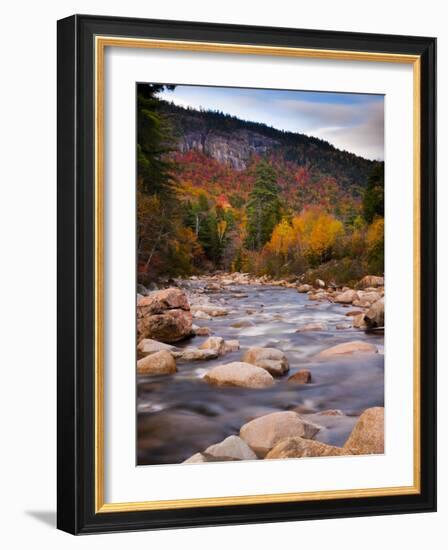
[137,283,384,465]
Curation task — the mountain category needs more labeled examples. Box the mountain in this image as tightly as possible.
[159,100,380,194]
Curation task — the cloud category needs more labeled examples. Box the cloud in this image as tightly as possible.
[157,86,384,160]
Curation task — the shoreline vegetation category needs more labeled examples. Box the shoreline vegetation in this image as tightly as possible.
[136,83,385,464]
[137,84,384,288]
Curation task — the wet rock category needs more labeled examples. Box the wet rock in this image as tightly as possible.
[334,289,359,304]
[336,323,352,330]
[343,407,384,455]
[297,284,313,293]
[296,322,327,332]
[287,369,312,384]
[358,275,384,289]
[138,309,193,343]
[239,411,321,456]
[194,326,212,336]
[204,362,274,389]
[318,340,377,358]
[265,437,349,459]
[176,347,219,361]
[137,288,193,343]
[137,350,177,376]
[224,339,240,353]
[191,305,229,317]
[183,452,209,464]
[138,287,189,313]
[345,310,364,317]
[364,297,384,329]
[137,338,176,356]
[352,313,367,329]
[193,310,212,321]
[199,336,226,355]
[242,347,289,376]
[204,435,257,460]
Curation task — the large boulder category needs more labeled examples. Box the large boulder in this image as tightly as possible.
[203,362,274,389]
[364,298,385,329]
[334,289,359,304]
[204,435,257,460]
[265,437,350,459]
[239,411,321,456]
[318,340,377,358]
[343,407,384,455]
[137,350,177,376]
[242,347,289,377]
[137,288,192,343]
[358,275,384,289]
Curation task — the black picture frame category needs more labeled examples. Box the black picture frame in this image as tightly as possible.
[57,14,436,535]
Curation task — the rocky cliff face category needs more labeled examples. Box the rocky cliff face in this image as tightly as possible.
[178,129,279,171]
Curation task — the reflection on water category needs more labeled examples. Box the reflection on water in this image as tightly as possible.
[137,285,384,465]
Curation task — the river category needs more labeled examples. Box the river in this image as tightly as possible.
[137,281,384,465]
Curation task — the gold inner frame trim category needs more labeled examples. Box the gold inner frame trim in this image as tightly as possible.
[94,35,421,513]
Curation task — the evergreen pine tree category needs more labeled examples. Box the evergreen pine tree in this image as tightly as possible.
[245,160,281,250]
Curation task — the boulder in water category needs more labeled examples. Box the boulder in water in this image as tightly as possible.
[137,350,177,376]
[242,346,289,376]
[265,437,350,459]
[343,407,384,455]
[204,435,257,460]
[203,362,274,389]
[318,340,377,357]
[239,411,321,456]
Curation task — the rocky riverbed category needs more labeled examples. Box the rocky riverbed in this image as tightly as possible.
[137,273,384,465]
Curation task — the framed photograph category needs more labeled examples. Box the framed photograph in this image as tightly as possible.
[57,14,436,534]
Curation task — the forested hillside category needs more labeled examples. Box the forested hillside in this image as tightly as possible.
[137,84,384,284]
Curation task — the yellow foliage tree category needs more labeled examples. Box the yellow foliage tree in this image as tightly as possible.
[291,207,344,266]
[266,218,296,259]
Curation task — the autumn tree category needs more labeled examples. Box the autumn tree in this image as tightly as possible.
[245,160,281,250]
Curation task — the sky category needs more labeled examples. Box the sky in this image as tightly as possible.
[157,85,384,161]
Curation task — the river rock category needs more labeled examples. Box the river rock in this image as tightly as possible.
[239,411,321,456]
[318,340,377,357]
[224,339,240,352]
[343,407,384,455]
[265,437,349,459]
[334,289,359,304]
[287,369,312,384]
[199,336,226,355]
[137,338,176,356]
[204,362,274,389]
[314,279,326,289]
[364,297,384,329]
[191,305,228,317]
[176,347,218,361]
[336,323,352,330]
[137,350,177,376]
[204,435,257,460]
[193,310,212,320]
[345,309,364,317]
[183,452,209,464]
[352,313,367,329]
[358,275,384,289]
[296,322,327,332]
[297,284,313,293]
[137,288,193,343]
[194,326,212,336]
[242,347,289,376]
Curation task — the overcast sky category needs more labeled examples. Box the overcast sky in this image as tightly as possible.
[157,85,384,161]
